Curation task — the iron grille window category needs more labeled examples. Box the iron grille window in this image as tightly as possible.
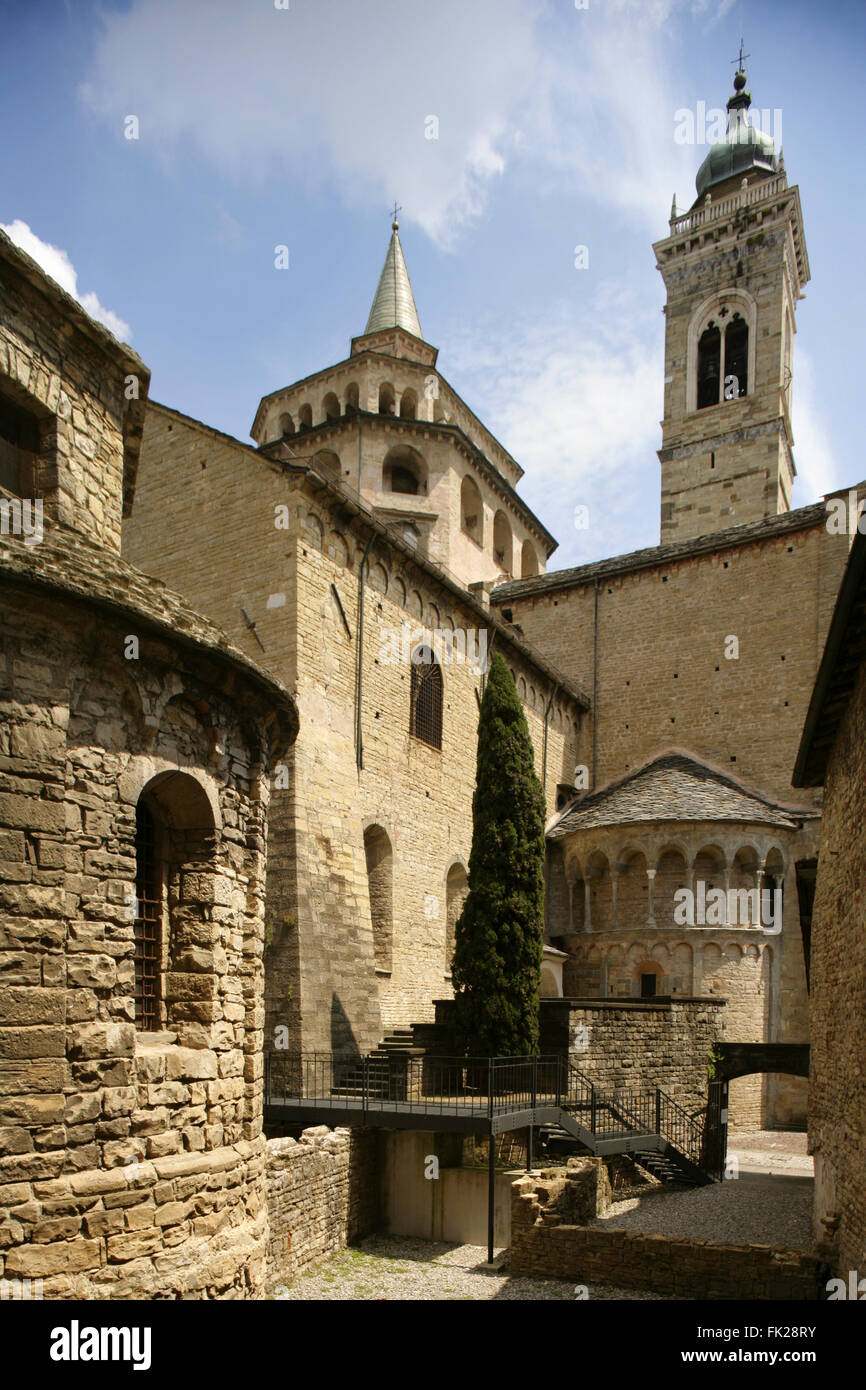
[134,800,162,1031]
[410,645,443,750]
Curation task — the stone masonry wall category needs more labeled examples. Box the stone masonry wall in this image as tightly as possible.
[0,229,148,553]
[510,1172,821,1299]
[0,579,287,1298]
[123,404,584,1052]
[541,998,725,1114]
[265,1126,382,1289]
[809,659,866,1273]
[499,511,851,1128]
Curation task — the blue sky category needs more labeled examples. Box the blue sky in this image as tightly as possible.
[2,0,863,570]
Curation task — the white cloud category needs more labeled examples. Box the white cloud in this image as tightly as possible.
[790,349,843,504]
[78,0,710,247]
[447,288,663,566]
[0,219,131,341]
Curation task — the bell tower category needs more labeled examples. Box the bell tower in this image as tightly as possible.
[653,60,810,542]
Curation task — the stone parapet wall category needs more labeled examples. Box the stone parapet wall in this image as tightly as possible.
[510,1173,821,1300]
[265,1126,382,1288]
[541,997,725,1114]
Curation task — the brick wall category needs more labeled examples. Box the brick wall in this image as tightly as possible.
[498,519,847,806]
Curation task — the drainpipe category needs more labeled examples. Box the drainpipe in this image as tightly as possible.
[355,529,376,772]
[542,679,560,799]
[479,627,496,700]
[592,577,600,790]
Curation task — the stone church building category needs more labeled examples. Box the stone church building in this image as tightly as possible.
[1,59,863,1296]
[123,65,858,1134]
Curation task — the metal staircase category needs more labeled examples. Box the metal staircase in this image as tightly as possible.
[265,1053,724,1185]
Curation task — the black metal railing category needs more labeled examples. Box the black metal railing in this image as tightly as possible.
[265,1051,564,1118]
[264,1051,723,1180]
[560,1063,720,1178]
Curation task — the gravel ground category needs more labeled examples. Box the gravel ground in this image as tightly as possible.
[273,1235,669,1301]
[590,1130,813,1250]
[274,1132,812,1299]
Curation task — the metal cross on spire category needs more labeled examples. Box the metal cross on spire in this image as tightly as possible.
[731,37,750,72]
[391,201,402,230]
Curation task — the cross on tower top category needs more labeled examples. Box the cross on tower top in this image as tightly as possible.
[391,201,402,231]
[731,37,750,72]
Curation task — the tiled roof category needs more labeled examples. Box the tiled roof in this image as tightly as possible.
[548,751,814,838]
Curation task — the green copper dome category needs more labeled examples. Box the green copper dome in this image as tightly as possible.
[695,70,777,198]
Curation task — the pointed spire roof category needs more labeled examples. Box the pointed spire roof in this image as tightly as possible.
[364,216,422,339]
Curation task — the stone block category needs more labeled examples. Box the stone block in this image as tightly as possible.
[165,1048,218,1081]
[0,1026,65,1061]
[5,1237,101,1277]
[0,988,64,1027]
[68,1022,135,1060]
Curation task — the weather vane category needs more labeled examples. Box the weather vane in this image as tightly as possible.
[731,37,750,72]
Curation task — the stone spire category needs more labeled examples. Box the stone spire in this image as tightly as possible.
[364,212,422,339]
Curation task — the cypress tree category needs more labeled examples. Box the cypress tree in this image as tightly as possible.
[451,652,547,1056]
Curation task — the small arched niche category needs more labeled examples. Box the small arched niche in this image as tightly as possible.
[383,445,426,497]
[493,510,513,574]
[460,474,483,543]
[311,449,341,483]
[364,825,393,972]
[445,862,468,974]
[133,771,218,1035]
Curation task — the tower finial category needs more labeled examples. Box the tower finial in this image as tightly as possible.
[364,211,422,338]
[730,37,750,92]
[391,201,401,231]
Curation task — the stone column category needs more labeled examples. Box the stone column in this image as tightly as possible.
[767,874,783,934]
[567,880,574,933]
[646,868,656,928]
[584,877,593,934]
[611,870,619,930]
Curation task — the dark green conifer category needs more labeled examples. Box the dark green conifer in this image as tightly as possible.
[451,652,546,1056]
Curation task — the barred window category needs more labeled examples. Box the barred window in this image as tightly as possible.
[410,644,443,749]
[134,799,162,1031]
